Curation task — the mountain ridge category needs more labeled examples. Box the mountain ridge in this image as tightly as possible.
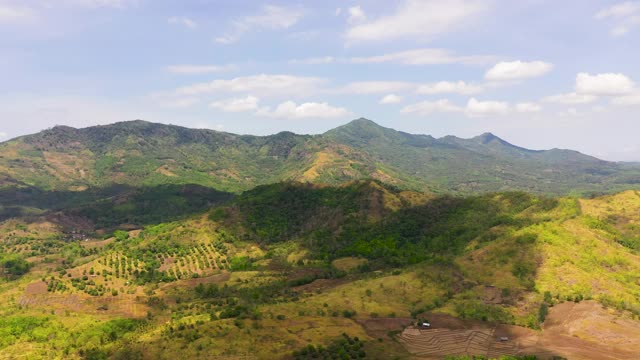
[0,118,638,195]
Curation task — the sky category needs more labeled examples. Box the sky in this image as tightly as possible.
[0,0,639,161]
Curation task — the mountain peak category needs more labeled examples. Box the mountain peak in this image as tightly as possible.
[323,118,400,146]
[341,118,385,129]
[474,132,502,144]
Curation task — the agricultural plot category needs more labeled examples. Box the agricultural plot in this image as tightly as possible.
[42,241,229,298]
[398,327,513,358]
[158,242,230,279]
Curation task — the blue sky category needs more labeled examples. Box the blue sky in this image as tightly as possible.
[1,0,639,161]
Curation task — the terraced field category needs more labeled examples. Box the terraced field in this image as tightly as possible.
[398,327,512,358]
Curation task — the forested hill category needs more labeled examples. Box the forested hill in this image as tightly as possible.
[0,119,638,195]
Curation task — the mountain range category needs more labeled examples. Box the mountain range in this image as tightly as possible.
[1,118,638,195]
[1,119,640,359]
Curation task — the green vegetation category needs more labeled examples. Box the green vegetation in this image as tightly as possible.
[0,253,31,277]
[293,334,366,359]
[0,177,638,358]
[1,119,639,196]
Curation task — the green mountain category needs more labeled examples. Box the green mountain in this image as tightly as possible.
[1,119,638,196]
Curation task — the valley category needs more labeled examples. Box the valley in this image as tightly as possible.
[0,169,639,358]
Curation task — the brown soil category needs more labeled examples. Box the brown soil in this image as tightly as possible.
[24,281,48,295]
[160,272,230,291]
[83,237,115,249]
[293,277,352,293]
[396,301,640,360]
[158,257,176,271]
[356,317,413,339]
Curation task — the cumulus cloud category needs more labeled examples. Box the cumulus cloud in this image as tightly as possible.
[417,81,483,95]
[347,6,366,24]
[166,64,237,74]
[515,102,542,113]
[0,131,8,140]
[168,16,197,29]
[340,81,414,94]
[210,96,260,112]
[595,2,640,36]
[485,61,554,81]
[379,94,403,104]
[176,74,326,98]
[465,98,510,116]
[216,5,304,44]
[575,72,636,96]
[345,0,489,43]
[257,101,350,119]
[400,99,463,115]
[542,92,598,104]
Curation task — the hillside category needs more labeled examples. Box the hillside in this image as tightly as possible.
[0,182,639,359]
[1,119,638,196]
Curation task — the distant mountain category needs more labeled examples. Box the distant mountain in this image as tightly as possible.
[0,119,638,195]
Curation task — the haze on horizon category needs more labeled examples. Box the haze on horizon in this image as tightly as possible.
[1,0,639,161]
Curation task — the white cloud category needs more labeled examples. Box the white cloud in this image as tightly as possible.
[349,48,497,65]
[0,131,8,140]
[345,0,489,43]
[485,61,554,81]
[575,72,635,96]
[400,99,463,115]
[0,3,36,23]
[515,102,542,113]
[257,101,350,119]
[340,81,414,94]
[291,49,497,66]
[609,16,640,37]
[542,92,598,104]
[164,97,200,108]
[595,2,640,19]
[176,74,326,98]
[168,16,197,29]
[379,94,403,104]
[595,2,640,36]
[417,81,483,95]
[347,6,366,24]
[210,96,260,112]
[466,98,510,117]
[216,5,304,44]
[166,64,237,74]
[402,98,547,117]
[289,56,335,65]
[335,8,342,16]
[611,93,640,105]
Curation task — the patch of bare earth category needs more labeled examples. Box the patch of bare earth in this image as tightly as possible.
[356,317,413,339]
[396,302,640,360]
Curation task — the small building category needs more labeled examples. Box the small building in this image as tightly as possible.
[499,336,509,342]
[421,322,431,328]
